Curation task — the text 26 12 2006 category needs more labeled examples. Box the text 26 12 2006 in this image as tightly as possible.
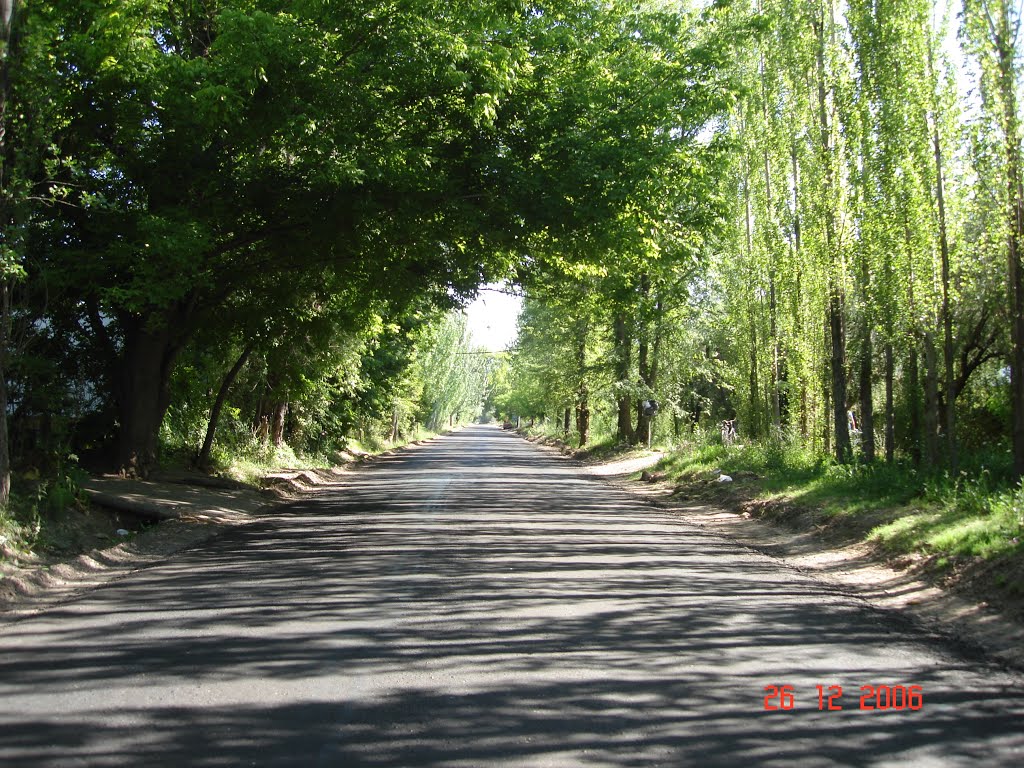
[763,684,924,712]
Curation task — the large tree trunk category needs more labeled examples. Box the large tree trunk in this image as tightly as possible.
[857,211,875,463]
[1009,161,1024,481]
[908,345,921,465]
[197,340,256,469]
[859,324,875,463]
[116,320,184,477]
[0,281,10,505]
[634,387,655,445]
[927,38,958,473]
[390,405,400,442]
[829,295,850,462]
[923,332,940,467]
[0,0,19,140]
[271,401,289,447]
[884,342,895,463]
[903,213,922,466]
[634,336,652,446]
[741,147,762,440]
[823,315,832,458]
[748,316,760,439]
[815,8,850,464]
[613,312,634,444]
[770,277,782,431]
[791,144,807,439]
[762,137,782,432]
[575,386,590,448]
[0,0,24,506]
[634,289,661,446]
[574,325,590,447]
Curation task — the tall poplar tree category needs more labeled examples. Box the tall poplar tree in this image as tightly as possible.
[962,0,1024,480]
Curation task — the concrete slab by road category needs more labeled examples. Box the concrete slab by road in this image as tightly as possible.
[1,425,1022,766]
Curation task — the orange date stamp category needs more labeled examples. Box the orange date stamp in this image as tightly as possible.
[763,684,924,711]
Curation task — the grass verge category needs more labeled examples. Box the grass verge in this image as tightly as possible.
[199,426,443,487]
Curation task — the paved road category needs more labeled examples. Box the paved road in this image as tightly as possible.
[1,425,1022,767]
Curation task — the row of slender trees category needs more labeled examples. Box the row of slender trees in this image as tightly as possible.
[499,0,1023,482]
[722,0,1021,475]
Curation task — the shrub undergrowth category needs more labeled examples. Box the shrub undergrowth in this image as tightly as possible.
[1,454,90,561]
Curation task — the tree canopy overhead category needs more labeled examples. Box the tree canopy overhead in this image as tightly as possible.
[8,0,1018,498]
[1,0,737,478]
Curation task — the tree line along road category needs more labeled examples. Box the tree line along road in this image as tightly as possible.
[1,425,1022,767]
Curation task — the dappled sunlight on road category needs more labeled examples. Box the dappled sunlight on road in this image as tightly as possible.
[1,426,1022,766]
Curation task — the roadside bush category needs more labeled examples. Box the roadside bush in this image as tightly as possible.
[0,455,88,561]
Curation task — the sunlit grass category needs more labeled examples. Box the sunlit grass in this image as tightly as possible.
[871,482,1024,559]
[219,427,444,486]
[659,434,1024,568]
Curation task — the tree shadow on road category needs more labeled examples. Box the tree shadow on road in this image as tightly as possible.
[1,427,1022,766]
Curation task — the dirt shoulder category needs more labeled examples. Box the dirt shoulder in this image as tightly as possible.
[0,438,447,621]
[655,492,1024,671]
[0,465,366,620]
[524,433,1024,671]
[1,478,272,620]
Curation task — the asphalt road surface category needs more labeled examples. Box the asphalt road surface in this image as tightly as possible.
[2,425,1023,767]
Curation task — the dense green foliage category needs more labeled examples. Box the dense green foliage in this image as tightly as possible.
[498,0,1023,488]
[0,0,729,490]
